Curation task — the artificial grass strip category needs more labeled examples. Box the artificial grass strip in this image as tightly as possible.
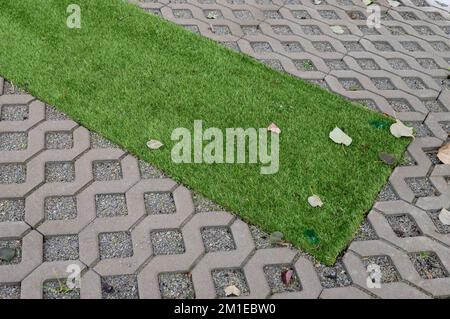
[0,0,409,264]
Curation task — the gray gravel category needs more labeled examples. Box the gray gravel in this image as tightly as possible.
[144,192,176,214]
[355,99,378,111]
[347,10,365,20]
[242,25,262,36]
[249,225,275,249]
[151,230,185,255]
[272,25,292,35]
[374,42,394,51]
[0,163,26,184]
[399,11,419,20]
[101,275,139,299]
[387,58,410,70]
[406,122,432,137]
[2,81,26,95]
[212,25,231,35]
[413,25,435,35]
[220,41,240,52]
[0,198,25,222]
[183,25,200,34]
[386,214,422,238]
[233,10,253,20]
[251,42,273,53]
[0,104,29,121]
[264,264,301,293]
[387,26,406,35]
[409,252,448,279]
[292,10,310,19]
[301,25,322,35]
[212,268,250,297]
[0,283,21,299]
[319,10,339,19]
[201,227,235,252]
[43,235,79,261]
[312,41,335,52]
[138,160,166,179]
[400,41,423,52]
[342,41,364,51]
[427,210,450,234]
[45,105,69,121]
[359,25,380,35]
[173,9,193,19]
[45,161,75,183]
[159,272,195,299]
[325,59,348,70]
[315,260,352,288]
[96,193,128,217]
[0,132,27,151]
[356,59,379,70]
[339,78,362,91]
[405,177,439,197]
[426,151,440,165]
[43,279,80,299]
[400,152,416,166]
[93,160,122,181]
[45,196,77,220]
[404,77,427,90]
[354,219,378,241]
[307,79,329,89]
[294,59,316,71]
[45,131,73,149]
[361,255,401,283]
[372,78,395,90]
[388,99,412,112]
[263,10,282,19]
[416,58,440,70]
[261,59,284,72]
[99,232,134,259]
[204,9,223,19]
[377,183,400,201]
[0,240,22,265]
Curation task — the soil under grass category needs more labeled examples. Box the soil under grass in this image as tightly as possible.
[0,0,409,264]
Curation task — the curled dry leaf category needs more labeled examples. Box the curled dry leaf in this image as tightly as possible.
[146,139,163,150]
[267,122,281,134]
[329,127,352,146]
[390,120,414,138]
[437,143,450,164]
[330,25,344,34]
[362,0,373,5]
[308,195,323,207]
[387,0,400,7]
[224,285,241,297]
[281,269,294,285]
[438,208,450,225]
[313,0,322,4]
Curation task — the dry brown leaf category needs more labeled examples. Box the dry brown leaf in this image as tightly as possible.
[308,195,323,207]
[146,139,163,150]
[267,122,281,134]
[437,143,450,164]
[390,120,414,138]
[329,127,352,146]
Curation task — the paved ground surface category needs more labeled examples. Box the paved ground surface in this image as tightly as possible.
[1,0,450,299]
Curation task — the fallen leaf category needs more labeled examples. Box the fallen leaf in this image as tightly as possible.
[362,0,373,5]
[267,122,281,134]
[0,247,15,262]
[390,119,414,138]
[330,25,344,34]
[438,208,450,225]
[304,229,320,245]
[146,139,163,150]
[224,285,241,297]
[329,127,352,146]
[387,0,400,7]
[281,269,294,285]
[269,231,284,244]
[369,119,389,129]
[308,195,323,207]
[207,12,218,19]
[378,152,396,165]
[313,0,322,4]
[437,143,450,164]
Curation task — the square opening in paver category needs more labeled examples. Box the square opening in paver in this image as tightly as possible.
[144,192,176,214]
[272,25,293,35]
[0,132,28,151]
[0,283,21,299]
[373,41,394,52]
[233,10,253,20]
[264,264,302,294]
[173,9,192,19]
[0,163,26,184]
[385,214,422,238]
[96,193,128,217]
[409,252,448,279]
[315,261,352,288]
[312,41,335,52]
[342,41,364,51]
[339,78,363,91]
[325,59,349,70]
[201,226,236,252]
[293,60,316,72]
[43,235,79,262]
[98,231,133,259]
[43,279,80,299]
[372,78,395,90]
[150,229,185,255]
[403,77,427,90]
[101,274,139,299]
[281,41,303,53]
[45,196,77,220]
[250,42,273,53]
[388,99,412,112]
[212,268,250,297]
[0,240,22,265]
[45,161,75,183]
[356,59,379,70]
[0,198,25,222]
[45,131,73,149]
[158,272,195,299]
[0,105,29,121]
[92,160,122,181]
[361,255,401,283]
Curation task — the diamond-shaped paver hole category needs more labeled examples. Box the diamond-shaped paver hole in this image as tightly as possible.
[0,132,27,151]
[212,25,231,35]
[0,163,26,184]
[294,59,316,71]
[264,10,282,19]
[312,41,335,52]
[315,261,352,288]
[425,12,444,20]
[388,99,412,112]
[0,240,21,265]
[354,219,378,241]
[411,0,429,6]
[372,78,395,90]
[159,272,195,299]
[201,226,236,252]
[45,161,75,183]
[386,214,422,238]
[325,59,349,70]
[361,256,401,283]
[0,198,25,222]
[43,235,79,262]
[99,231,133,259]
[0,105,29,121]
[423,100,445,112]
[220,41,240,52]
[0,283,21,299]
[413,25,434,35]
[93,160,122,181]
[144,192,176,214]
[272,25,293,35]
[425,150,440,165]
[356,59,379,70]
[399,11,419,20]
[256,0,273,4]
[387,58,410,70]
[96,193,128,218]
[302,25,322,35]
[45,196,77,220]
[380,11,393,20]
[241,25,261,35]
[339,78,362,91]
[264,264,302,293]
[409,252,448,279]
[281,41,303,52]
[387,26,406,35]
[138,160,166,179]
[377,183,400,201]
[407,121,432,137]
[406,177,439,197]
[46,105,69,121]
[212,268,250,297]
[233,10,253,20]
[292,10,310,19]
[342,41,364,51]
[355,99,378,111]
[173,9,192,19]
[400,41,424,52]
[373,41,394,51]
[427,210,450,234]
[359,25,380,35]
[2,81,26,95]
[250,42,272,53]
[431,41,450,52]
[43,280,80,299]
[347,10,365,20]
[416,58,439,70]
[151,229,185,255]
[204,10,223,19]
[101,275,139,299]
[261,59,284,72]
[193,192,223,213]
[403,77,427,90]
[318,10,339,19]
[45,131,73,149]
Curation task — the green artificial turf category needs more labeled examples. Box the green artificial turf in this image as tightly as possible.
[0,0,410,264]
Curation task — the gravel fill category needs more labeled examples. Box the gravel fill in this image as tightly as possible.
[220,41,240,52]
[261,59,284,72]
[212,25,231,35]
[272,25,292,35]
[0,240,22,265]
[292,10,311,19]
[302,25,322,35]
[409,252,448,279]
[233,10,253,20]
[315,260,352,288]
[342,41,364,51]
[355,99,378,111]
[361,255,401,283]
[426,151,440,165]
[251,42,273,53]
[347,11,365,20]
[0,283,21,299]
[404,77,427,90]
[159,272,195,299]
[43,235,79,261]
[0,198,25,222]
[101,275,139,299]
[212,268,250,297]
[294,59,316,71]
[173,9,193,19]
[356,59,379,70]
[388,99,412,112]
[0,163,26,184]
[387,26,406,35]
[377,183,400,201]
[263,10,282,19]
[2,81,26,95]
[427,210,450,234]
[138,160,166,179]
[0,104,29,121]
[359,25,380,35]
[45,161,75,183]
[372,78,395,90]
[425,12,444,20]
[399,11,419,20]
[400,41,423,52]
[242,25,261,36]
[45,105,69,121]
[183,25,200,34]
[96,193,128,217]
[374,42,394,51]
[264,264,301,293]
[0,132,27,151]
[43,280,80,299]
[354,219,378,241]
[201,227,236,252]
[99,231,133,259]
[92,160,122,181]
[386,214,422,238]
[413,25,435,35]
[144,192,176,214]
[45,196,77,220]
[151,230,185,255]
[325,59,348,70]
[401,152,416,166]
[387,58,410,70]
[312,41,335,52]
[318,10,339,19]
[406,122,432,137]
[339,78,362,91]
[307,79,329,89]
[45,131,73,149]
